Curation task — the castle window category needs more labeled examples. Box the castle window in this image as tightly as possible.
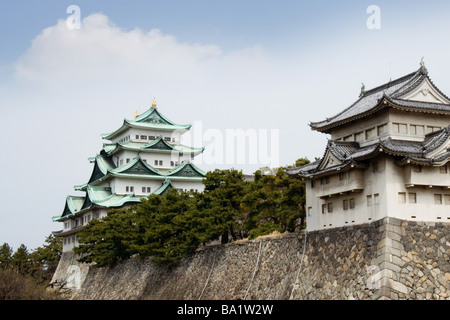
[343,135,352,141]
[444,194,450,205]
[393,123,407,134]
[398,192,406,203]
[412,165,422,173]
[135,135,139,139]
[377,124,386,135]
[349,198,355,209]
[322,204,326,214]
[147,187,151,193]
[164,137,171,142]
[149,136,156,140]
[365,127,375,140]
[308,207,312,217]
[354,132,363,141]
[410,125,424,135]
[440,166,448,174]
[327,202,333,213]
[126,158,130,163]
[374,194,379,205]
[343,199,348,210]
[434,194,442,205]
[409,193,417,203]
[366,195,373,206]
[140,135,147,140]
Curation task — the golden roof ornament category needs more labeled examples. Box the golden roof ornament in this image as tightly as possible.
[135,109,139,118]
[152,97,157,107]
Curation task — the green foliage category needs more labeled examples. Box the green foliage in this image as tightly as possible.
[74,159,309,268]
[243,164,308,239]
[0,243,13,269]
[75,209,138,266]
[0,235,63,299]
[203,169,250,241]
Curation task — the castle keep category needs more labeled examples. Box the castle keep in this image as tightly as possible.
[52,100,206,252]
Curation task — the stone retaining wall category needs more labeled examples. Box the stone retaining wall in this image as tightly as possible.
[51,217,450,300]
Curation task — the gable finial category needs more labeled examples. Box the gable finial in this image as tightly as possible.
[152,97,157,107]
[360,82,366,97]
[134,109,139,118]
[419,57,428,75]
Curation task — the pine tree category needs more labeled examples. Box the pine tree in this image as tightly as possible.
[0,243,13,269]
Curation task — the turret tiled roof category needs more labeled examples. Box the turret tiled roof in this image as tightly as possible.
[286,126,450,179]
[310,66,450,133]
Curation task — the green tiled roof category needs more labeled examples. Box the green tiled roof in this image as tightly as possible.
[54,186,143,221]
[103,135,204,156]
[153,178,175,195]
[101,106,191,140]
[110,155,162,177]
[166,160,206,178]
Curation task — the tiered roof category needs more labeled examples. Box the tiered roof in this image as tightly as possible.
[102,135,204,156]
[102,105,192,140]
[310,65,450,133]
[287,64,450,179]
[54,102,205,223]
[286,127,450,179]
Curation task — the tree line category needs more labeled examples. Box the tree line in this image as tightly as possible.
[75,159,309,268]
[0,235,62,299]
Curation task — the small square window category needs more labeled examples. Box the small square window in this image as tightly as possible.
[126,186,129,192]
[374,194,379,205]
[409,193,417,203]
[322,204,326,214]
[308,207,312,217]
[343,199,348,210]
[349,198,355,209]
[434,194,442,205]
[440,166,448,174]
[367,195,373,206]
[154,160,158,166]
[147,187,151,193]
[159,160,163,166]
[142,187,146,193]
[444,194,450,205]
[398,192,406,203]
[327,202,333,213]
[130,186,134,192]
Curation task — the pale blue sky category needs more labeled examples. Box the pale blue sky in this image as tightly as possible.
[1,1,450,250]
